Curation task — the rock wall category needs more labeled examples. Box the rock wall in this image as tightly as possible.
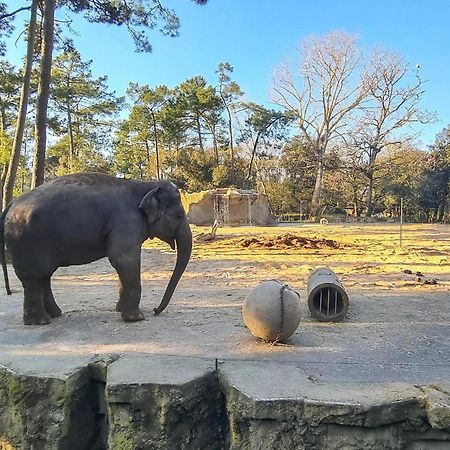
[0,355,107,450]
[0,355,449,449]
[181,188,276,226]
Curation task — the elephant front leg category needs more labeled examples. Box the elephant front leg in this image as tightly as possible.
[117,273,144,322]
[22,279,51,325]
[109,251,144,322]
[44,278,62,318]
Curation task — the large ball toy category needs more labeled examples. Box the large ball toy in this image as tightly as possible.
[242,280,301,343]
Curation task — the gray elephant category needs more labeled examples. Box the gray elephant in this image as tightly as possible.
[0,173,192,325]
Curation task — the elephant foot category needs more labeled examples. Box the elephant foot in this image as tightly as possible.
[121,309,145,322]
[46,305,63,318]
[23,312,51,326]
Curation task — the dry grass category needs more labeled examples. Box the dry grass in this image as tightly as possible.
[144,223,450,292]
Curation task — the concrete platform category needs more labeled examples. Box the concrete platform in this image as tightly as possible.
[0,250,449,449]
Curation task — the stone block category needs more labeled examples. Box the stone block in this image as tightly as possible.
[106,354,227,449]
[217,361,444,450]
[422,384,450,430]
[0,355,105,450]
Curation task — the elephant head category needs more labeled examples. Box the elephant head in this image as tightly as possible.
[139,182,192,315]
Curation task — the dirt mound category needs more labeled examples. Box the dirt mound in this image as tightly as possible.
[237,233,340,250]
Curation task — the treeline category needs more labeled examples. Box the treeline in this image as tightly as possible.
[0,3,449,222]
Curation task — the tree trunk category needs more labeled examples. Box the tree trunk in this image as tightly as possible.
[175,143,180,167]
[211,125,218,164]
[437,173,449,222]
[0,163,8,209]
[350,184,359,217]
[219,87,235,185]
[66,68,75,172]
[226,106,235,184]
[365,146,380,218]
[202,117,218,163]
[2,0,38,209]
[366,169,375,217]
[151,111,160,180]
[0,107,6,133]
[31,0,55,189]
[247,132,261,180]
[353,195,359,217]
[195,111,204,151]
[67,98,75,172]
[247,117,282,181]
[144,140,152,178]
[253,158,267,195]
[310,151,324,218]
[433,207,438,223]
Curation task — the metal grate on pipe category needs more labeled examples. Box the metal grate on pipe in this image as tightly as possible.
[311,287,346,319]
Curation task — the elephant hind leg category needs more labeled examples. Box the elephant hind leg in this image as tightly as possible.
[22,278,51,325]
[44,279,62,318]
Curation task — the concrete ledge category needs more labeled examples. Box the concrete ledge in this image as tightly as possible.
[218,360,450,449]
[0,354,449,449]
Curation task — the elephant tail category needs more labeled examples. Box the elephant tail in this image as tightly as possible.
[0,205,11,295]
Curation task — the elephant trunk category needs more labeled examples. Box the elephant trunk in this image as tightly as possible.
[153,218,192,315]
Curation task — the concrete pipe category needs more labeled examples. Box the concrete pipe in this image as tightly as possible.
[307,268,349,322]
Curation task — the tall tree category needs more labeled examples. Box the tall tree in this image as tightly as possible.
[172,148,216,192]
[338,153,368,217]
[174,76,222,152]
[0,60,21,206]
[241,102,290,180]
[49,49,122,174]
[160,96,189,158]
[423,127,450,222]
[122,82,170,179]
[114,120,150,179]
[353,49,434,216]
[378,145,430,220]
[216,62,243,182]
[3,0,208,190]
[273,31,368,217]
[3,0,38,209]
[280,136,317,209]
[32,0,55,188]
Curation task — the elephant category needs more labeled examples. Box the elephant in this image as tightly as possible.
[0,172,192,325]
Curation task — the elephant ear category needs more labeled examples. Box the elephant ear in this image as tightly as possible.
[139,187,161,223]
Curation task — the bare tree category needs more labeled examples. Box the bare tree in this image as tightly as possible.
[3,0,37,209]
[272,31,368,217]
[353,49,435,216]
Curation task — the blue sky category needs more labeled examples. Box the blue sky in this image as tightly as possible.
[5,0,450,145]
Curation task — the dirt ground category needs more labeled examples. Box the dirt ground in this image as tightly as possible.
[0,222,449,383]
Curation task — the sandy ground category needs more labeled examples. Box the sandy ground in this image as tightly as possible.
[0,222,449,383]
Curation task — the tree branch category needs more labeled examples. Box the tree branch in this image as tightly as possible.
[0,6,31,21]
